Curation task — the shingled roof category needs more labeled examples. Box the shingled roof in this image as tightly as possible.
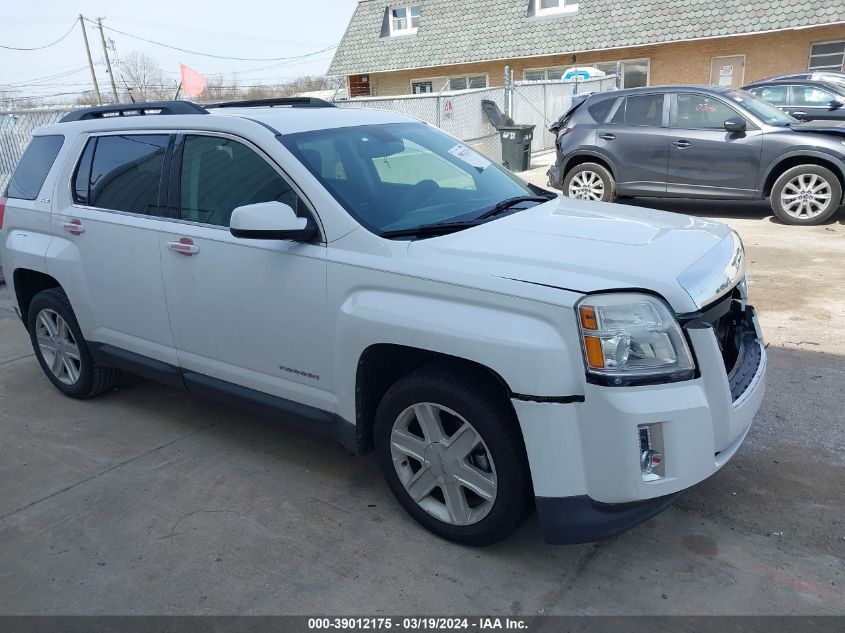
[328,0,845,75]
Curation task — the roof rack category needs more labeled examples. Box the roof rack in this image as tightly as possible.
[206,97,335,109]
[60,101,208,123]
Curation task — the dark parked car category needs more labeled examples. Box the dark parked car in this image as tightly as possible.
[760,71,845,90]
[547,85,845,225]
[743,79,845,122]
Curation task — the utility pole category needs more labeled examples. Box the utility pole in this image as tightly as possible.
[79,15,102,104]
[96,18,120,103]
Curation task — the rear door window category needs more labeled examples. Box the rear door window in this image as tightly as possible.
[86,135,170,215]
[4,135,64,200]
[747,85,788,106]
[610,95,664,126]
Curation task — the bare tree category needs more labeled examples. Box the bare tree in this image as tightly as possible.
[118,52,173,101]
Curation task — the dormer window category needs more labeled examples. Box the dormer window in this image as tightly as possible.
[389,5,421,36]
[535,0,578,16]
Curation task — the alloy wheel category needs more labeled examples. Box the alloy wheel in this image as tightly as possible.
[34,308,82,386]
[389,402,497,526]
[568,170,605,201]
[780,173,832,219]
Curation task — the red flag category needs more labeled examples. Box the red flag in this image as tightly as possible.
[180,63,207,98]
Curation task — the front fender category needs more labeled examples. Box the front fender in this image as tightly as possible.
[332,286,585,425]
[759,149,845,198]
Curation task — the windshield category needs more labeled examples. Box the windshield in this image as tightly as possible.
[724,89,796,126]
[280,122,534,236]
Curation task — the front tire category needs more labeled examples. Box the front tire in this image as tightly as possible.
[27,288,120,399]
[770,165,842,225]
[374,365,532,546]
[562,162,617,202]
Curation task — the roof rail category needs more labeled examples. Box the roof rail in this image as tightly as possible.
[60,101,208,123]
[206,97,336,109]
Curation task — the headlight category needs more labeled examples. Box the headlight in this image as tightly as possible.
[576,293,695,385]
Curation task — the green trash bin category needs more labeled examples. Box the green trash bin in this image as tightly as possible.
[499,124,535,172]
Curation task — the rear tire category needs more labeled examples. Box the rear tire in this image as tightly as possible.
[27,288,120,399]
[770,165,842,225]
[562,162,617,203]
[374,365,532,546]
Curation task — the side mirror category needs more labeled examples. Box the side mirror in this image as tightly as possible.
[829,99,844,110]
[724,117,747,133]
[230,201,317,241]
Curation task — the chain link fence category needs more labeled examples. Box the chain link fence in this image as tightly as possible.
[0,76,617,191]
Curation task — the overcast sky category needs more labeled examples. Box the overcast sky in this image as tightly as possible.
[0,0,356,102]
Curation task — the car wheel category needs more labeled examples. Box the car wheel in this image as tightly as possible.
[27,288,121,399]
[562,162,617,202]
[770,165,842,225]
[374,365,532,546]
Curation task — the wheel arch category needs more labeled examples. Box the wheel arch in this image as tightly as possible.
[354,344,516,454]
[11,269,61,324]
[762,153,845,201]
[561,152,618,183]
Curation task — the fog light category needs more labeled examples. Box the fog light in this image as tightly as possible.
[638,423,665,481]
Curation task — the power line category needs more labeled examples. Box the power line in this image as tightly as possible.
[0,18,78,51]
[85,18,337,62]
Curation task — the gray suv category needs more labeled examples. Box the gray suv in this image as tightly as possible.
[547,85,845,225]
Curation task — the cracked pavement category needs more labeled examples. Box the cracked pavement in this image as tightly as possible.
[0,197,843,614]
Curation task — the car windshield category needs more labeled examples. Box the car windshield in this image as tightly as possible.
[724,89,796,126]
[280,122,535,236]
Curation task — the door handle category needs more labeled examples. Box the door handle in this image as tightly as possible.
[599,133,616,141]
[63,218,85,235]
[672,140,691,149]
[791,111,807,118]
[167,237,200,256]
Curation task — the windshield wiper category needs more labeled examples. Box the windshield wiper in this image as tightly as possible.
[472,195,553,221]
[380,194,555,239]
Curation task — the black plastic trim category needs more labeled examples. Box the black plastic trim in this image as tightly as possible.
[511,393,585,404]
[536,490,685,544]
[60,101,207,122]
[89,343,186,390]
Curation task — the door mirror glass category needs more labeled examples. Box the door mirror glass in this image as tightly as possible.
[230,201,315,241]
[829,99,844,110]
[723,117,747,133]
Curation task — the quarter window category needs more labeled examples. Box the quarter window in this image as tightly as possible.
[85,135,169,215]
[808,41,845,72]
[179,135,304,228]
[389,5,421,36]
[4,135,64,201]
[675,94,739,130]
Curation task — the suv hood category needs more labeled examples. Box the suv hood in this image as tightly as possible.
[406,197,744,313]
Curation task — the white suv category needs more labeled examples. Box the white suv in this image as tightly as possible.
[0,99,765,545]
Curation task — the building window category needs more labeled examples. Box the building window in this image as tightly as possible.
[389,5,421,36]
[523,60,649,88]
[809,40,845,71]
[448,75,487,91]
[411,81,433,94]
[535,0,579,16]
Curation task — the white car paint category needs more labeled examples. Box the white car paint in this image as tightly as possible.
[0,106,765,528]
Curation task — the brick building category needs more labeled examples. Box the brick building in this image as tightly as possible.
[328,0,845,97]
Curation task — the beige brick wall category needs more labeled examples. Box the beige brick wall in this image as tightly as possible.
[356,24,845,96]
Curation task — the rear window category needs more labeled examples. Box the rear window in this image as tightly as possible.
[77,134,169,215]
[4,135,64,200]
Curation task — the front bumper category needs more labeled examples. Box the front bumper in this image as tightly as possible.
[515,302,766,543]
